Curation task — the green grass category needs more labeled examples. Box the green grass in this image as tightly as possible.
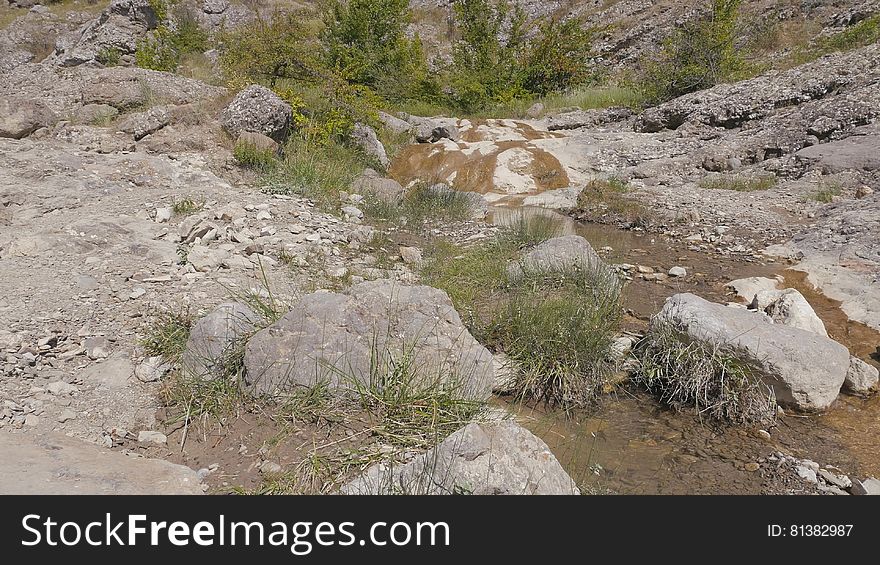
[633,322,777,426]
[140,308,194,362]
[810,183,841,203]
[576,178,653,226]
[233,139,277,172]
[172,198,203,215]
[699,174,777,192]
[787,13,880,66]
[363,182,477,228]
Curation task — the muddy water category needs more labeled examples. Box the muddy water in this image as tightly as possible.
[487,206,880,491]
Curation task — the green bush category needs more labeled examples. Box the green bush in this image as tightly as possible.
[521,17,596,96]
[637,0,745,104]
[96,46,121,67]
[233,140,277,171]
[135,7,210,72]
[321,0,434,101]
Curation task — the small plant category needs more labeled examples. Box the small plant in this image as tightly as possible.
[172,198,202,215]
[96,46,121,67]
[233,139,277,171]
[699,174,777,192]
[633,322,777,426]
[577,178,652,226]
[140,307,194,362]
[811,183,841,203]
[364,183,476,227]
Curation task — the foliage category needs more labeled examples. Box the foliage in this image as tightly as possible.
[135,6,209,72]
[699,174,777,192]
[637,0,746,104]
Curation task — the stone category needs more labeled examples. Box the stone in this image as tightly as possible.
[491,353,516,392]
[155,207,172,223]
[76,104,119,125]
[508,235,605,280]
[668,266,687,277]
[220,85,292,143]
[188,245,228,272]
[182,303,261,379]
[260,461,283,476]
[378,111,413,135]
[79,352,134,389]
[83,336,111,359]
[46,381,76,396]
[855,185,874,199]
[844,357,879,395]
[235,131,279,155]
[203,0,229,14]
[0,96,58,139]
[137,430,167,445]
[525,102,545,119]
[850,478,880,495]
[243,280,494,399]
[407,115,460,143]
[341,206,364,222]
[135,356,172,383]
[656,293,850,410]
[57,410,77,423]
[117,106,170,140]
[398,246,422,265]
[0,432,201,494]
[350,123,390,168]
[351,169,405,204]
[341,421,579,495]
[726,276,781,303]
[818,469,852,489]
[796,465,818,484]
[751,289,828,337]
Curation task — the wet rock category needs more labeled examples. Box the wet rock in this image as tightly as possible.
[182,303,261,379]
[0,96,58,139]
[340,421,579,495]
[751,289,828,337]
[220,85,292,143]
[656,293,850,411]
[350,123,389,168]
[844,357,879,395]
[243,280,494,399]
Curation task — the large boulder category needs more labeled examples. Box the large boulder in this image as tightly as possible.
[656,293,850,411]
[751,288,828,337]
[0,432,202,494]
[507,235,603,280]
[219,85,292,143]
[725,276,781,303]
[405,114,460,143]
[0,96,58,139]
[340,421,578,495]
[350,123,390,168]
[243,280,494,399]
[181,302,261,379]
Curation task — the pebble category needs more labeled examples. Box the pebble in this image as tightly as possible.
[137,431,168,445]
[57,410,77,423]
[155,207,172,223]
[668,266,687,277]
[260,461,283,476]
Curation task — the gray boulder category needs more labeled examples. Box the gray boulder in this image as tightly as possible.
[243,280,494,399]
[117,105,170,140]
[219,85,292,143]
[340,421,578,495]
[845,357,879,395]
[726,276,780,303]
[351,168,405,204]
[181,302,261,379]
[656,293,850,411]
[508,235,603,280]
[378,111,413,136]
[751,288,828,337]
[794,130,880,173]
[0,96,58,139]
[350,123,390,168]
[406,115,460,143]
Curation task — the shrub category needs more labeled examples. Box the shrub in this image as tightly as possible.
[321,0,433,101]
[576,178,652,226]
[810,182,841,203]
[633,322,777,426]
[135,6,210,72]
[637,0,745,104]
[363,182,477,227]
[96,46,121,67]
[521,17,596,96]
[233,140,277,171]
[699,174,777,192]
[140,307,194,362]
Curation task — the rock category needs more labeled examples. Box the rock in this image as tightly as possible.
[84,336,111,359]
[726,276,781,303]
[220,85,292,143]
[351,169,405,204]
[850,477,880,495]
[0,96,58,139]
[350,123,390,168]
[79,352,134,389]
[203,0,230,14]
[818,469,852,489]
[340,421,579,495]
[243,280,494,399]
[181,303,261,379]
[155,207,172,223]
[187,245,227,272]
[794,133,880,173]
[520,186,580,210]
[135,356,172,382]
[341,205,364,222]
[53,0,161,66]
[491,353,516,392]
[137,430,167,445]
[656,293,850,411]
[57,410,77,423]
[407,115,460,143]
[47,381,76,396]
[117,106,170,140]
[0,432,201,494]
[508,235,605,280]
[398,246,422,265]
[751,289,828,337]
[796,465,818,484]
[235,130,279,155]
[668,266,687,277]
[259,461,282,476]
[844,357,879,395]
[378,111,413,135]
[525,102,545,119]
[856,185,874,199]
[75,103,119,125]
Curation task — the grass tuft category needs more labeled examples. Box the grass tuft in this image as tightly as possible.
[140,307,194,362]
[699,174,777,192]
